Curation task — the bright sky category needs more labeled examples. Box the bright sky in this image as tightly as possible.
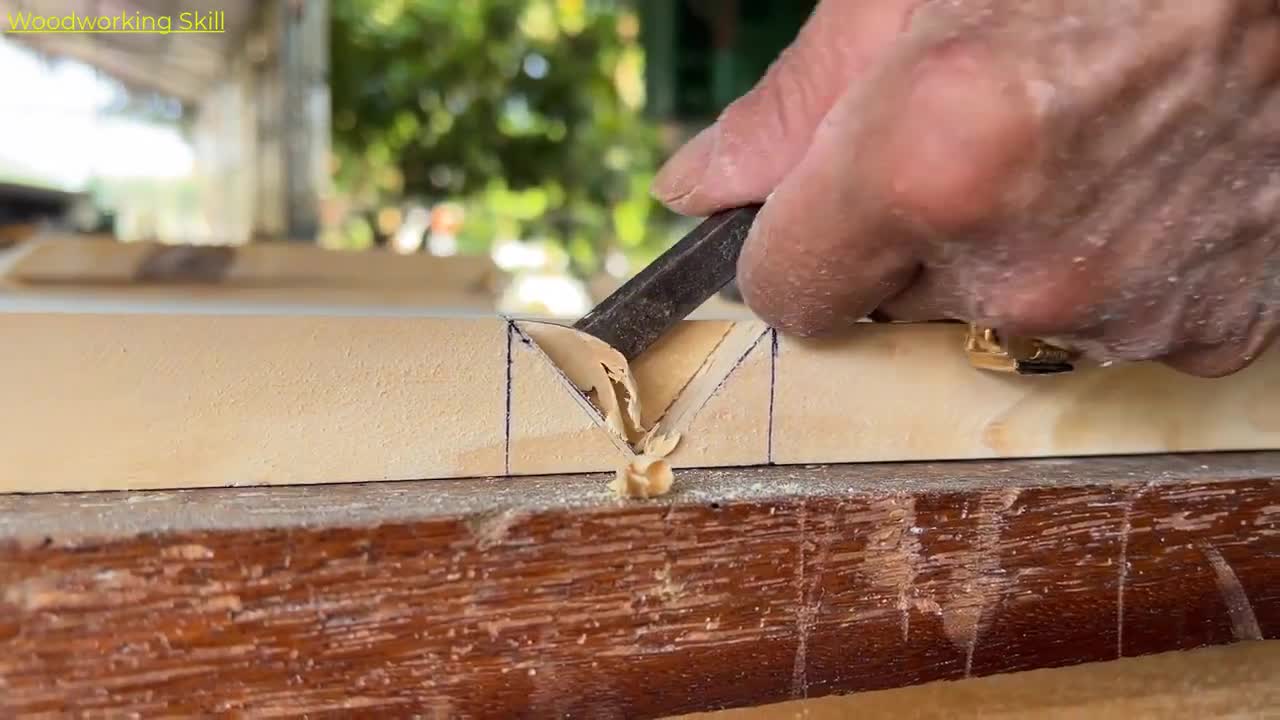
[0,36,194,190]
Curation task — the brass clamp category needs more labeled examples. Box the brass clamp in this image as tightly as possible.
[964,325,1076,375]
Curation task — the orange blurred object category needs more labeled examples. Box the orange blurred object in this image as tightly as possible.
[430,204,465,235]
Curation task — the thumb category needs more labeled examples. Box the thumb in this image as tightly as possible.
[652,0,922,216]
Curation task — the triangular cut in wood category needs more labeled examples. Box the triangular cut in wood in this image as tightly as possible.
[652,324,774,469]
[628,320,737,430]
[516,319,747,442]
[516,320,643,442]
[507,321,634,475]
[0,310,1277,495]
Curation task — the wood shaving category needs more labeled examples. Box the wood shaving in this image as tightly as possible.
[520,322,642,442]
[611,433,682,500]
[518,322,685,499]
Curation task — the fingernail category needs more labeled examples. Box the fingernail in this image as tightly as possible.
[652,124,718,206]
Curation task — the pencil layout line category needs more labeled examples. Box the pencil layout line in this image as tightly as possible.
[767,329,778,464]
[504,320,513,476]
[710,329,770,402]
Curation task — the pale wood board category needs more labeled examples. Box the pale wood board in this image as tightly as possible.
[1,311,1278,493]
[676,641,1280,720]
[2,314,509,491]
[772,324,1280,463]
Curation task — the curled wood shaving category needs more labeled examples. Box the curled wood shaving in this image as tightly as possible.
[521,323,642,442]
[611,432,681,500]
[520,322,685,499]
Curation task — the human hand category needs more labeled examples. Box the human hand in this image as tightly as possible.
[652,0,1280,377]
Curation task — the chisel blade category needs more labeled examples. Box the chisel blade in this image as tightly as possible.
[573,205,761,362]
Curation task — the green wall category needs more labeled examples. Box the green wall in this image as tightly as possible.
[641,1,817,124]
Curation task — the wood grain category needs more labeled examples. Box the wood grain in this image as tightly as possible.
[4,314,1280,494]
[769,324,1280,465]
[1,453,1278,718]
[0,313,512,492]
[681,641,1280,719]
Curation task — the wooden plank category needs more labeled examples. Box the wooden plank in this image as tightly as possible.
[0,453,1277,717]
[0,314,510,492]
[0,235,508,312]
[0,281,502,312]
[680,641,1280,720]
[2,235,505,291]
[771,324,1280,464]
[0,223,36,248]
[1,311,1278,493]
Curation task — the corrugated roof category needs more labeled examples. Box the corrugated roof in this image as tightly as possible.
[1,0,260,101]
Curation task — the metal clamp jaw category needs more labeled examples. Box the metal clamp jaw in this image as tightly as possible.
[964,325,1076,375]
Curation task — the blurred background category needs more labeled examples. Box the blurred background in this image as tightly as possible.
[0,0,815,316]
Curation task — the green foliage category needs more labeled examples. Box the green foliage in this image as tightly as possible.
[330,0,679,277]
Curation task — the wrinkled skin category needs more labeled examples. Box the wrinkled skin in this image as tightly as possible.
[652,0,1280,377]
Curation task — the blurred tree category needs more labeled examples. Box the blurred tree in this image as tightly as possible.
[330,0,678,278]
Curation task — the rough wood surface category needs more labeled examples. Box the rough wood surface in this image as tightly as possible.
[1,453,1277,717]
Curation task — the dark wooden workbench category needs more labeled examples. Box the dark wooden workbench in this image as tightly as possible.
[1,452,1277,717]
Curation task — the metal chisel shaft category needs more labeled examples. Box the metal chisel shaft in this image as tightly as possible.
[573,205,761,361]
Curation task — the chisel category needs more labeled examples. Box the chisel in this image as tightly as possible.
[573,205,760,362]
[573,204,1075,374]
